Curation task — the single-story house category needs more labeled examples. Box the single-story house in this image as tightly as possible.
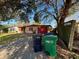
[25,24,52,34]
[8,25,26,33]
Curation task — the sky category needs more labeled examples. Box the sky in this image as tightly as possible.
[0,19,17,25]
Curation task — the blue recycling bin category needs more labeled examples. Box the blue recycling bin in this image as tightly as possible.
[33,34,42,52]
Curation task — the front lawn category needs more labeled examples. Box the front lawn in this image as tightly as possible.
[0,33,25,45]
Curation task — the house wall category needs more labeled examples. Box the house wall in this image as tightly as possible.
[25,26,38,34]
[25,27,33,33]
[8,27,21,33]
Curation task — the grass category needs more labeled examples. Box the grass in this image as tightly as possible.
[0,32,17,37]
[0,33,25,45]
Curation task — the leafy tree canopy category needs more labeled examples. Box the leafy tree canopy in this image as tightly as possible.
[0,0,78,24]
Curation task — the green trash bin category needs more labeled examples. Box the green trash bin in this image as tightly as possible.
[42,35,58,57]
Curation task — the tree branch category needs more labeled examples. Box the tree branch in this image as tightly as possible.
[45,11,58,21]
[71,1,78,8]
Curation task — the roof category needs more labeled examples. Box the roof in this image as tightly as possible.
[26,24,51,27]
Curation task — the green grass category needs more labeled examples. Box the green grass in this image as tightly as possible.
[0,32,17,37]
[0,33,25,45]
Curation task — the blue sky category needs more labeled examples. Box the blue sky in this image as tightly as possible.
[0,19,17,25]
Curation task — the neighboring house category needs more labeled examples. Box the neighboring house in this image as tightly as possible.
[8,27,21,33]
[8,22,27,33]
[25,24,52,34]
[0,23,26,33]
[8,26,26,33]
[6,23,52,34]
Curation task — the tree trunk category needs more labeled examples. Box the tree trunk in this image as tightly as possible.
[57,16,67,49]
[57,0,72,39]
[57,18,64,40]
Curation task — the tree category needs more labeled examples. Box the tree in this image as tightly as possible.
[26,0,78,38]
[14,0,78,39]
[0,0,21,21]
[69,2,79,15]
[0,25,7,30]
[0,0,78,38]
